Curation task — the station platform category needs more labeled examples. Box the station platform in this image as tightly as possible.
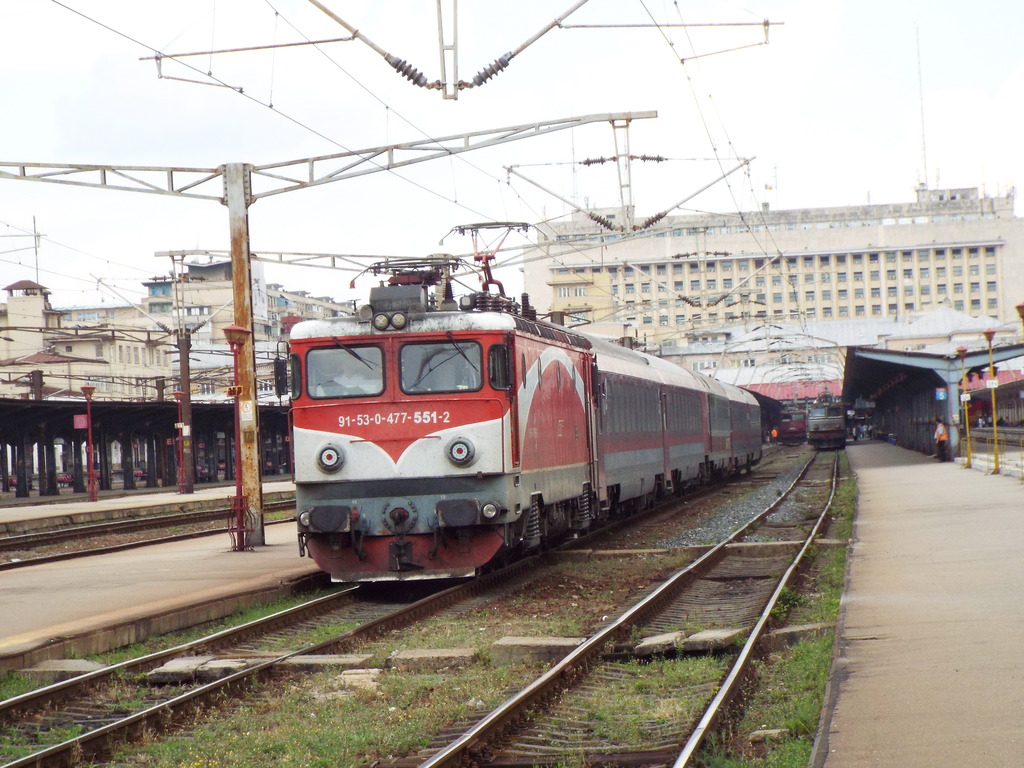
[814,441,1024,767]
[0,481,318,671]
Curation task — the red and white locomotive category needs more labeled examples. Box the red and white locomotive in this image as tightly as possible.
[289,257,761,581]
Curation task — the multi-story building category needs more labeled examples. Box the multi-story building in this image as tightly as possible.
[0,259,351,401]
[525,186,1023,353]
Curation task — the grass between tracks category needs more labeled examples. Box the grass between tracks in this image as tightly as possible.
[0,589,344,702]
[695,451,857,768]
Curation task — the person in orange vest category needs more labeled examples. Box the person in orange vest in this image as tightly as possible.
[934,416,949,461]
[770,427,778,444]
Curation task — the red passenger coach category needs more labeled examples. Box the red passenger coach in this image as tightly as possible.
[290,256,762,582]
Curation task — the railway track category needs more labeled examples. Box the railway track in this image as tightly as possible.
[0,499,296,570]
[0,447,829,768]
[398,451,839,768]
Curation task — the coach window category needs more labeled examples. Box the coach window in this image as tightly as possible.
[401,339,482,394]
[307,345,384,398]
[488,344,513,390]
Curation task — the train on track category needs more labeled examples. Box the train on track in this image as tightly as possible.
[776,408,807,446]
[289,253,762,582]
[806,394,847,450]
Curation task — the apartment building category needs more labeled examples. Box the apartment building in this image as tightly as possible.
[0,259,351,400]
[524,186,1023,351]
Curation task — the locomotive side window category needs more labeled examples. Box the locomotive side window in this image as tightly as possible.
[401,340,482,394]
[307,345,384,398]
[487,344,513,390]
[289,353,301,399]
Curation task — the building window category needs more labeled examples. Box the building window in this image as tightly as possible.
[904,285,914,296]
[723,278,733,289]
[970,282,980,293]
[837,273,848,283]
[871,287,880,298]
[855,305,865,316]
[854,288,865,299]
[853,271,863,281]
[954,300,965,310]
[822,289,832,300]
[706,279,717,290]
[988,298,998,309]
[888,303,898,314]
[772,292,783,303]
[691,280,700,290]
[872,305,882,315]
[839,306,849,317]
[838,289,848,300]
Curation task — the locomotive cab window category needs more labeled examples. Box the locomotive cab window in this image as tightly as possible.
[487,343,513,390]
[307,345,384,398]
[401,339,482,394]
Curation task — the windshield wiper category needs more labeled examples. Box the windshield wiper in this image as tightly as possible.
[332,337,377,368]
[446,332,478,371]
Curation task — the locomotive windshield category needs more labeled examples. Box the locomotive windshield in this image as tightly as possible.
[307,345,384,398]
[401,339,482,394]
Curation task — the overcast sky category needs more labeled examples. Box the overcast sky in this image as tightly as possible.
[1,0,1021,311]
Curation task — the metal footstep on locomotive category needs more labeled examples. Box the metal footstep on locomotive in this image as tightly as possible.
[389,452,838,768]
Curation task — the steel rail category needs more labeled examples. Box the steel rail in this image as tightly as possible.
[0,584,355,720]
[0,500,295,547]
[0,507,295,572]
[417,453,820,768]
[0,552,543,767]
[672,451,840,767]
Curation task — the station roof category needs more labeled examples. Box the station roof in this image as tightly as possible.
[842,343,1024,405]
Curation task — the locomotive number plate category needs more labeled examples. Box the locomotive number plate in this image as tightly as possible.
[338,410,452,428]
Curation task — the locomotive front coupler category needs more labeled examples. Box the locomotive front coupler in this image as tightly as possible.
[389,534,424,572]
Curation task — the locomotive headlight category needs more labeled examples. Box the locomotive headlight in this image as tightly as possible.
[297,510,312,528]
[481,502,500,519]
[390,311,408,329]
[446,437,475,466]
[317,444,345,472]
[372,312,391,331]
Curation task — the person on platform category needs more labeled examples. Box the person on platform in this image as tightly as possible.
[934,417,949,461]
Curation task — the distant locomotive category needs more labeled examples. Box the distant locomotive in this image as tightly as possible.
[806,395,847,450]
[776,408,807,446]
[288,255,762,582]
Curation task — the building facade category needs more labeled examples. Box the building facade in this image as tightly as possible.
[524,186,1023,351]
[0,260,351,401]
